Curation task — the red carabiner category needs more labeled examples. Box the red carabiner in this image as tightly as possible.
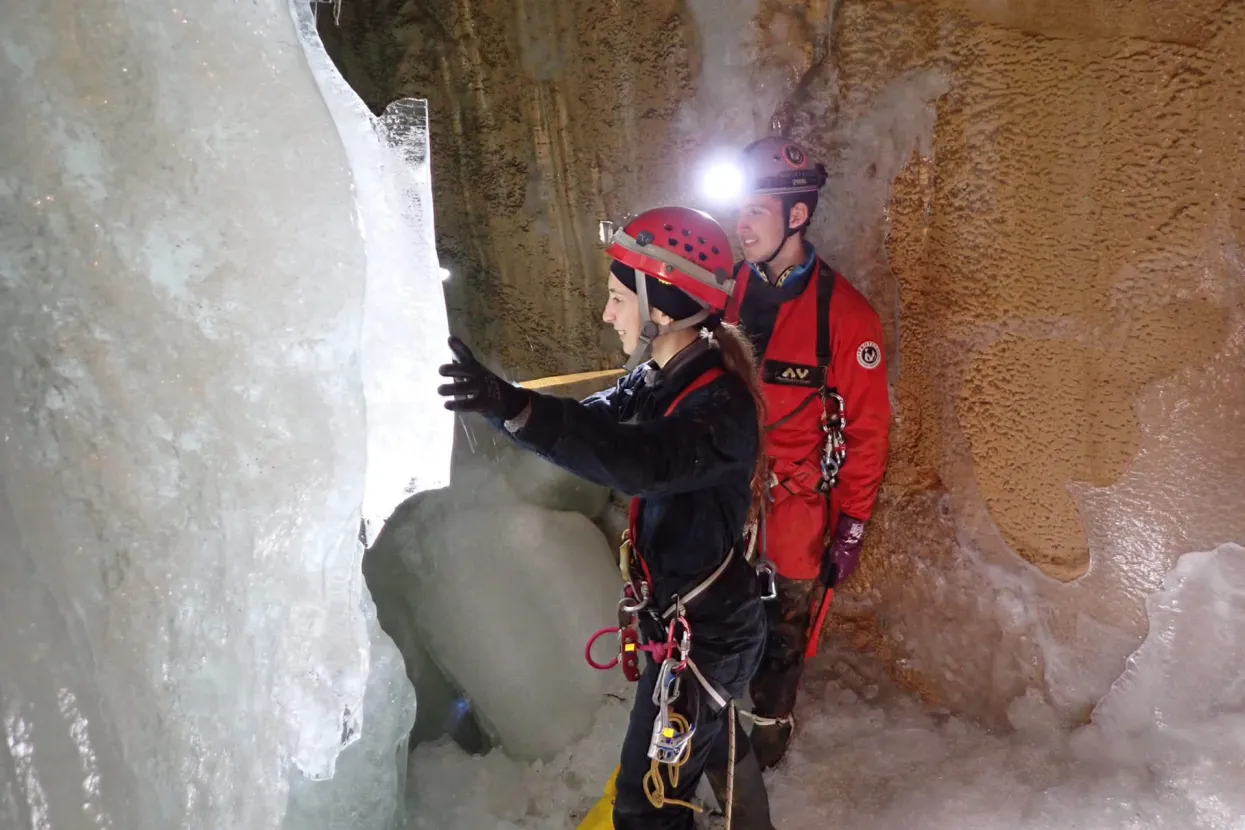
[664,615,692,672]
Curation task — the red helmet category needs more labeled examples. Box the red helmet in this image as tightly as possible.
[606,206,738,369]
[739,136,827,197]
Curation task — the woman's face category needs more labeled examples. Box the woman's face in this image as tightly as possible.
[602,272,641,354]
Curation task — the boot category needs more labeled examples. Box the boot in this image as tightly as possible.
[705,746,776,830]
[749,718,794,771]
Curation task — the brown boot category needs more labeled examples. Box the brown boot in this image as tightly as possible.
[749,716,794,771]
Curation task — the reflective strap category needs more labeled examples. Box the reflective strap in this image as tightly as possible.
[659,550,735,620]
[625,263,713,370]
[625,272,658,371]
[684,657,729,713]
[737,710,794,728]
[742,520,759,564]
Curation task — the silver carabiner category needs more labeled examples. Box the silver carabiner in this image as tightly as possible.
[652,658,682,706]
[755,559,779,601]
[618,582,650,615]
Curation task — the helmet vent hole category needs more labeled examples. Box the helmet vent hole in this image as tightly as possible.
[698,253,708,262]
[663,224,674,231]
[697,237,706,245]
[711,247,720,255]
[684,243,694,253]
[668,237,679,246]
[681,228,691,236]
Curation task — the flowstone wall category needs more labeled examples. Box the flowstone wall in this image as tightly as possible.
[322,0,1245,725]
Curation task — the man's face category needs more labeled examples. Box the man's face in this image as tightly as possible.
[602,272,641,354]
[735,193,788,263]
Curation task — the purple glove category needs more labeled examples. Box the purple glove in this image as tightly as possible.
[820,514,866,587]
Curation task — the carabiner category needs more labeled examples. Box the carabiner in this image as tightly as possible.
[618,582,650,616]
[652,658,682,706]
[755,559,779,601]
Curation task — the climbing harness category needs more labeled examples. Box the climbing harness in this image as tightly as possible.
[580,366,746,824]
[639,600,740,824]
[585,553,736,818]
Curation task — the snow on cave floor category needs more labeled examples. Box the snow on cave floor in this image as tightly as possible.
[403,652,1243,830]
[403,546,1245,830]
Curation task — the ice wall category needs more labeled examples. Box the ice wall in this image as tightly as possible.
[365,412,625,763]
[0,1,449,827]
[290,0,453,545]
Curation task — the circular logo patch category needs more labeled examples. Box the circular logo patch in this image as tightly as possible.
[782,144,805,167]
[856,341,881,369]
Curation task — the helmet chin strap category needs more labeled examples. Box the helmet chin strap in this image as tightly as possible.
[753,203,807,280]
[623,271,711,371]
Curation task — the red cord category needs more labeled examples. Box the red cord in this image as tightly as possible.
[585,626,622,670]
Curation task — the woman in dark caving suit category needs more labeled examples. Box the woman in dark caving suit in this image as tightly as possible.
[435,206,775,830]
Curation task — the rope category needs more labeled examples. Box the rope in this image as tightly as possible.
[517,368,626,390]
[642,711,704,814]
[584,627,622,670]
[641,702,742,824]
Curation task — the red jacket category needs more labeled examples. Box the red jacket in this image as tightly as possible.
[728,256,891,578]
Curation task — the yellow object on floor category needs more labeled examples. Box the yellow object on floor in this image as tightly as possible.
[576,765,620,830]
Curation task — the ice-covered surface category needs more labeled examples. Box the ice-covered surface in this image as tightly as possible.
[366,413,624,762]
[284,3,453,822]
[403,543,1245,829]
[0,0,448,827]
[405,693,632,830]
[283,602,415,830]
[290,0,454,547]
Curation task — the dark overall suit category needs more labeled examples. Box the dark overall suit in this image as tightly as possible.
[491,339,774,830]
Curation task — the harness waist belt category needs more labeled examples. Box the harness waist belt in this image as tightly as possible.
[658,548,737,620]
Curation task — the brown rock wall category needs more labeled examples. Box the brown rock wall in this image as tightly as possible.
[322,0,1245,720]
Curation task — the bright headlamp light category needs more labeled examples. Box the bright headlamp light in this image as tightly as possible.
[697,159,745,206]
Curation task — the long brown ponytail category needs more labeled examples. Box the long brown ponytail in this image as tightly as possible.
[709,321,768,525]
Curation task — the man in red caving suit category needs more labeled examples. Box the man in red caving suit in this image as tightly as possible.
[721,136,893,770]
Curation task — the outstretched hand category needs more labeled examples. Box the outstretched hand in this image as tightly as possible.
[436,336,529,421]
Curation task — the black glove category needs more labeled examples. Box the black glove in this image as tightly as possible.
[436,336,529,421]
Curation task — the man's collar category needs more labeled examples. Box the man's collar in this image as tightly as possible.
[751,242,817,288]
